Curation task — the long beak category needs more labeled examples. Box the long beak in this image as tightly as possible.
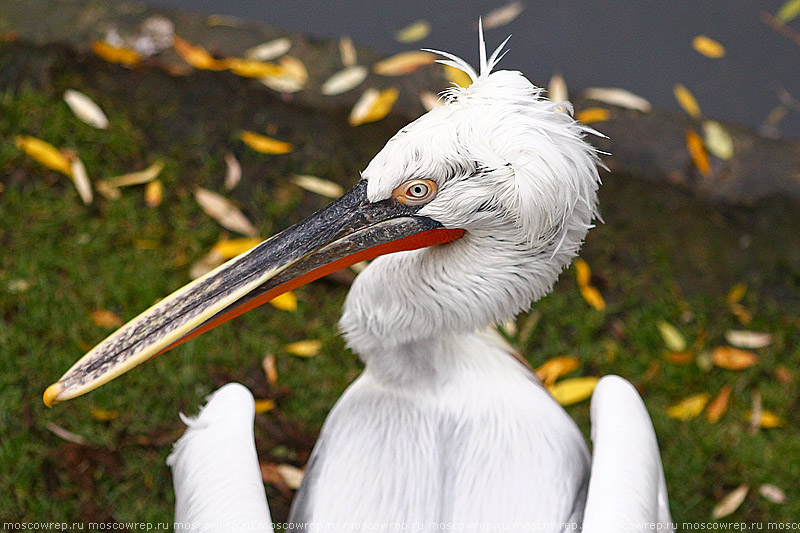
[45,180,463,406]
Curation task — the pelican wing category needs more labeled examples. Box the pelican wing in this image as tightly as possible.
[167,383,273,531]
[582,375,674,532]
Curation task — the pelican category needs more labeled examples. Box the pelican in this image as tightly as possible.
[45,27,674,530]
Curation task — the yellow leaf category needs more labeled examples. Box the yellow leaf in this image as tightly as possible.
[712,485,749,519]
[270,291,298,312]
[90,408,119,421]
[104,162,164,188]
[692,35,726,58]
[656,320,687,352]
[712,346,758,370]
[395,20,431,43]
[194,188,259,237]
[373,51,436,75]
[776,0,800,23]
[224,58,284,78]
[279,56,308,84]
[667,393,710,420]
[239,131,293,154]
[576,108,611,124]
[254,399,275,414]
[483,1,525,29]
[173,36,227,70]
[262,354,278,384]
[212,238,262,259]
[726,283,747,305]
[15,135,72,176]
[574,258,591,287]
[686,128,712,177]
[674,84,702,118]
[349,88,399,126]
[91,41,141,66]
[285,340,322,357]
[580,285,606,311]
[547,377,599,406]
[706,384,732,423]
[444,65,472,88]
[535,356,580,387]
[91,309,123,328]
[144,180,163,208]
[291,175,344,198]
[747,409,784,428]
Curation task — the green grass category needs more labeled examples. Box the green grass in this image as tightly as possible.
[1,84,799,527]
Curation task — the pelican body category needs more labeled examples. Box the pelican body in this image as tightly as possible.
[46,28,673,531]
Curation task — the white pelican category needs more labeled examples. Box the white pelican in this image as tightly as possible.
[45,26,674,530]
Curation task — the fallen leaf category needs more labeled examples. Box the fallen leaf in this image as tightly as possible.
[189,250,224,279]
[686,128,712,177]
[339,36,357,67]
[664,351,694,365]
[349,88,399,126]
[90,408,119,421]
[730,303,752,326]
[444,65,472,88]
[239,131,293,154]
[194,188,259,237]
[667,393,710,420]
[574,258,591,287]
[696,350,714,372]
[254,399,275,414]
[548,73,568,104]
[262,354,278,384]
[674,84,702,118]
[7,279,32,293]
[291,175,344,198]
[278,56,308,85]
[724,330,771,349]
[712,346,758,370]
[91,309,123,328]
[547,376,599,406]
[212,238,262,259]
[580,286,606,311]
[245,38,291,61]
[224,58,283,78]
[63,90,109,129]
[712,485,749,519]
[727,283,747,305]
[144,180,163,208]
[91,41,141,66]
[46,422,88,445]
[134,239,158,250]
[758,484,787,504]
[483,1,525,29]
[775,365,793,384]
[285,340,322,357]
[535,356,580,386]
[321,66,369,95]
[15,135,72,176]
[576,108,611,124]
[656,320,688,352]
[692,35,726,58]
[776,0,800,23]
[223,152,242,190]
[276,464,304,490]
[373,51,436,76]
[703,120,734,160]
[706,384,732,423]
[747,409,785,428]
[270,292,298,312]
[260,71,305,93]
[65,151,93,205]
[172,36,226,70]
[583,87,651,112]
[396,20,431,43]
[419,91,443,111]
[104,162,164,188]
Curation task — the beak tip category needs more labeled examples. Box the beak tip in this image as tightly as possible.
[43,382,64,408]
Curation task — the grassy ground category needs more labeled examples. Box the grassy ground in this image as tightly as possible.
[1,72,799,527]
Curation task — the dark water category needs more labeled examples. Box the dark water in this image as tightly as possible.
[147,0,800,140]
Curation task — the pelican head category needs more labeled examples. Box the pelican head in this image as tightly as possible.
[44,29,601,405]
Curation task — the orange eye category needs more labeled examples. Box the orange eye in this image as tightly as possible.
[392,179,438,205]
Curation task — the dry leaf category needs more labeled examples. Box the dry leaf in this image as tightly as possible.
[260,71,305,93]
[339,36,357,67]
[747,409,784,428]
[419,91,443,111]
[245,38,291,61]
[535,356,580,387]
[758,484,787,504]
[321,66,368,95]
[712,346,758,370]
[724,330,771,349]
[574,258,591,287]
[194,188,258,237]
[349,88,399,126]
[673,84,702,118]
[278,56,308,84]
[706,384,732,423]
[483,1,525,29]
[90,408,119,421]
[702,120,734,160]
[656,320,688,352]
[396,20,431,43]
[276,464,304,490]
[373,51,436,75]
[692,35,726,58]
[583,87,651,112]
[95,181,121,201]
[270,292,298,312]
[104,162,164,188]
[212,238,262,259]
[291,175,344,198]
[46,422,88,445]
[144,180,163,208]
[726,283,747,305]
[686,128,712,177]
[444,65,472,88]
[547,377,599,406]
[262,354,278,384]
[712,485,748,519]
[576,108,611,124]
[15,135,72,176]
[775,365,793,384]
[667,393,710,420]
[548,73,568,104]
[63,89,109,129]
[91,309,123,328]
[239,131,293,154]
[7,279,32,293]
[189,250,224,279]
[91,41,141,66]
[173,36,227,70]
[776,0,800,23]
[254,399,275,414]
[664,351,694,365]
[65,152,93,205]
[225,58,283,78]
[580,285,606,311]
[730,303,752,326]
[223,152,242,190]
[285,340,322,357]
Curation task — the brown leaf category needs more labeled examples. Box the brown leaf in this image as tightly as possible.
[91,309,123,328]
[664,351,694,365]
[712,346,758,370]
[705,384,732,423]
[262,354,278,385]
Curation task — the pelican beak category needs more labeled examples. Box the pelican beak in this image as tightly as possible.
[44,179,463,406]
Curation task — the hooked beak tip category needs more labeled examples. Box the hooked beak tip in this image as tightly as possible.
[43,382,64,408]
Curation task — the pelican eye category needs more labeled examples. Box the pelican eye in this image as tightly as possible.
[392,179,438,206]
